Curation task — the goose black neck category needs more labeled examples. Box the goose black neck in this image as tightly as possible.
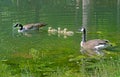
[82,28,86,42]
[19,24,23,30]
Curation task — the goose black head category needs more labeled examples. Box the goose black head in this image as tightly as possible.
[81,27,86,32]
[14,24,23,30]
[14,24,19,27]
[18,24,23,27]
[14,24,23,27]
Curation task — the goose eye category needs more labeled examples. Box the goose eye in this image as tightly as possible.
[105,40,109,43]
[19,24,23,27]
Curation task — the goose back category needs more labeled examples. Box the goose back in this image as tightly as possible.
[23,23,47,30]
[81,39,109,50]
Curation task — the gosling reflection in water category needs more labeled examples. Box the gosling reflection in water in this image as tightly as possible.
[48,27,74,38]
[48,27,58,36]
[48,31,74,38]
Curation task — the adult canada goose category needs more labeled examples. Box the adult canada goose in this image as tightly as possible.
[80,27,110,55]
[14,23,47,33]
[63,28,74,35]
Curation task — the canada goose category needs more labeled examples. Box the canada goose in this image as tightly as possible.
[63,28,74,35]
[14,23,47,32]
[80,27,110,55]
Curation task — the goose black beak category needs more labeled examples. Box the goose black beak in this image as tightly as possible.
[14,24,19,27]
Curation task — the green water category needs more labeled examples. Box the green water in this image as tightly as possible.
[0,0,120,77]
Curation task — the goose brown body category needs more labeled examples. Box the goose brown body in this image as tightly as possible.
[14,23,47,32]
[23,23,47,30]
[81,39,109,50]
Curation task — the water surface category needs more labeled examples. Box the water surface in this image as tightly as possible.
[0,0,120,77]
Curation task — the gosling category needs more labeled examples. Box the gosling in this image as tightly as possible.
[63,28,74,35]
